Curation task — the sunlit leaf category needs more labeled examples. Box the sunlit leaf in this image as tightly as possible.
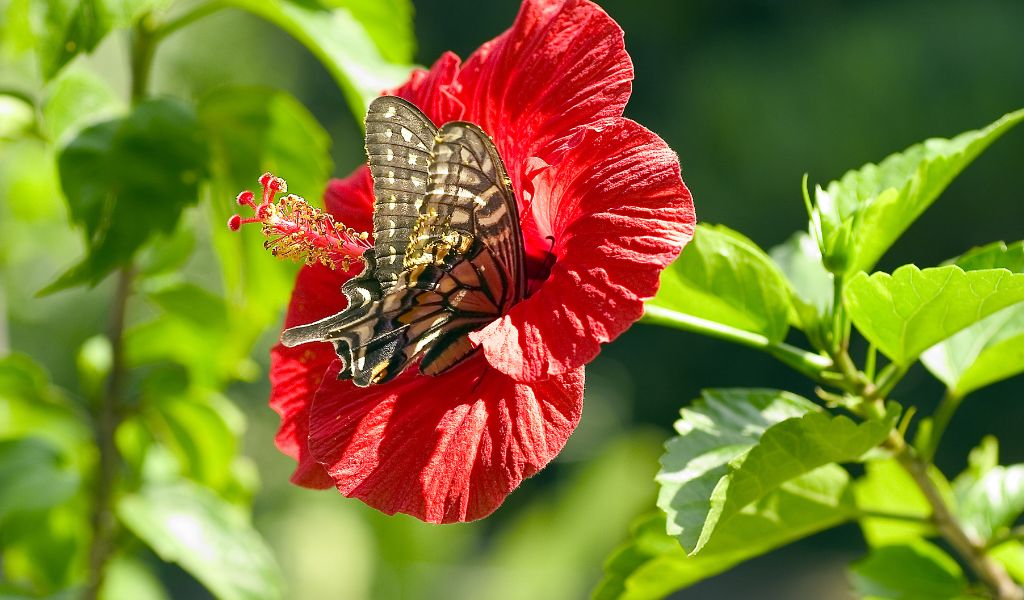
[656,389,870,555]
[118,482,284,600]
[319,0,415,64]
[845,264,1024,365]
[922,242,1024,396]
[48,97,207,292]
[0,353,90,459]
[599,464,855,600]
[814,108,1024,275]
[145,394,240,492]
[951,439,1024,545]
[849,540,970,600]
[224,0,414,119]
[100,554,170,600]
[0,94,35,140]
[646,224,792,342]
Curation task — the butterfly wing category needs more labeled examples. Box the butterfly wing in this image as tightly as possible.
[280,116,526,387]
[364,96,437,287]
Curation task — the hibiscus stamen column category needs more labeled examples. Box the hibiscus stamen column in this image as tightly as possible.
[229,172,371,271]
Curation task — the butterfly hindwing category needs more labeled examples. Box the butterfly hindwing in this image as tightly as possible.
[365,96,437,288]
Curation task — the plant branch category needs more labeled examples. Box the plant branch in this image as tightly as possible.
[641,305,832,382]
[920,389,964,463]
[890,437,1023,600]
[84,266,133,600]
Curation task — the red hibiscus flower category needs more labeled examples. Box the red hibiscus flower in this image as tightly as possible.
[264,0,694,523]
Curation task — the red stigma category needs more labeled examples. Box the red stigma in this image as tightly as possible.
[229,172,371,271]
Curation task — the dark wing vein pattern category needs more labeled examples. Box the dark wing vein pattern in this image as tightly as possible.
[280,103,526,387]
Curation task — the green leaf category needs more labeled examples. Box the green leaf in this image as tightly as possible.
[814,108,1024,275]
[0,353,91,459]
[23,0,166,79]
[854,458,953,546]
[118,482,284,600]
[0,94,35,140]
[991,543,1024,585]
[845,264,1024,365]
[145,394,240,492]
[646,224,792,342]
[48,97,207,291]
[42,65,123,142]
[100,554,170,600]
[0,438,79,527]
[850,540,970,600]
[199,85,331,342]
[656,389,872,555]
[922,242,1024,395]
[769,230,834,339]
[693,402,898,554]
[954,462,1024,543]
[599,466,855,600]
[224,0,414,120]
[319,0,415,64]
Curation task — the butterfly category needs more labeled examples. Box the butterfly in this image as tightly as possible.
[280,96,526,387]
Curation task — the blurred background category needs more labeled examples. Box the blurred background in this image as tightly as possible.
[2,0,1023,598]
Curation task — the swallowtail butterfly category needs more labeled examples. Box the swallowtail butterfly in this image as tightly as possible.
[280,96,526,387]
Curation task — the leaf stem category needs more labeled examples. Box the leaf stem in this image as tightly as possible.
[641,305,832,382]
[920,389,964,463]
[152,0,232,42]
[889,435,1023,600]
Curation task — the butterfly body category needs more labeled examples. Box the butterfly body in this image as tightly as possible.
[280,97,525,387]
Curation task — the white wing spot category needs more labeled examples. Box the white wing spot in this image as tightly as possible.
[411,177,424,188]
[407,154,417,166]
[386,148,394,161]
[401,127,413,142]
[474,195,487,207]
[387,170,395,184]
[384,106,397,118]
[384,129,393,139]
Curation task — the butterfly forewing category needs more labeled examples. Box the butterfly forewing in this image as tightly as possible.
[365,96,437,287]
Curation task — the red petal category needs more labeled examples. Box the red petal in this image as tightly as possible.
[456,0,633,185]
[307,355,584,523]
[391,52,464,125]
[471,118,695,380]
[324,167,374,234]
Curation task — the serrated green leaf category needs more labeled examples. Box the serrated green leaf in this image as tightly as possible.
[692,402,898,554]
[118,482,284,600]
[854,458,954,546]
[647,224,792,342]
[845,264,1024,365]
[850,540,970,600]
[922,242,1024,395]
[656,389,866,555]
[0,438,79,526]
[599,465,855,600]
[48,97,207,292]
[814,108,1024,275]
[224,0,414,120]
